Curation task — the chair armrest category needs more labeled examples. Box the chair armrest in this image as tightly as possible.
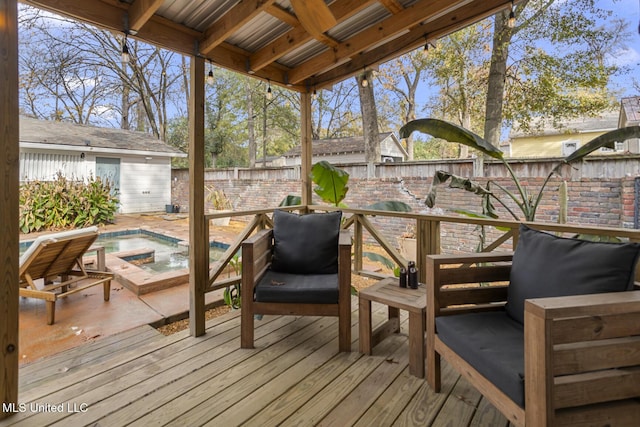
[338,230,352,295]
[427,252,513,316]
[524,291,640,423]
[241,229,273,296]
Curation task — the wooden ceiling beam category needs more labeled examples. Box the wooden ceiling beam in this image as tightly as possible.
[266,4,299,27]
[379,0,404,14]
[199,0,276,55]
[289,0,336,39]
[250,0,376,73]
[312,0,510,90]
[128,0,164,32]
[22,0,304,91]
[288,0,469,84]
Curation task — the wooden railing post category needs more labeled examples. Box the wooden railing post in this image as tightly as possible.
[417,218,440,284]
[353,215,363,272]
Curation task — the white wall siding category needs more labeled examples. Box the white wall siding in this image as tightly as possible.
[19,150,85,181]
[118,157,172,213]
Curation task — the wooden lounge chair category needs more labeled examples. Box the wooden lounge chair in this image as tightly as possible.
[19,226,114,325]
[241,210,352,352]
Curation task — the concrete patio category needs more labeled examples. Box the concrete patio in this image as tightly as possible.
[17,213,236,365]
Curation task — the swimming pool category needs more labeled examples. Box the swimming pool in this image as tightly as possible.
[97,230,228,273]
[21,229,229,274]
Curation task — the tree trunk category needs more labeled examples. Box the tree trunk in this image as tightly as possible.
[357,70,380,165]
[247,80,256,168]
[483,11,512,148]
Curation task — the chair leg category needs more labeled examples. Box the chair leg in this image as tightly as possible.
[103,280,111,302]
[46,301,55,325]
[427,347,441,392]
[241,307,254,349]
[338,307,351,352]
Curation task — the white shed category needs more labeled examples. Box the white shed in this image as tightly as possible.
[19,116,186,214]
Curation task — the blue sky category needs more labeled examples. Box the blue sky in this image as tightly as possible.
[599,0,639,96]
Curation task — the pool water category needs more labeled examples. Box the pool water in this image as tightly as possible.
[21,229,228,274]
[96,231,227,273]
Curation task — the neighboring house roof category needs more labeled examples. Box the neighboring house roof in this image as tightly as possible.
[509,111,619,139]
[19,116,186,157]
[620,96,640,125]
[283,132,407,158]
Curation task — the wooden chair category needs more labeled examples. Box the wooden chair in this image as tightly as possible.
[241,210,352,352]
[20,226,114,325]
[426,224,640,426]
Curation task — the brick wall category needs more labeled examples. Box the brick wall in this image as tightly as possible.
[171,170,639,253]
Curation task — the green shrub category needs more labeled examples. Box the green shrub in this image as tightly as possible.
[20,173,119,233]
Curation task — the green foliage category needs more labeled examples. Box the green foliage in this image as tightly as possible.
[223,284,241,309]
[310,161,350,207]
[365,201,412,212]
[207,187,233,210]
[279,195,302,206]
[401,118,640,221]
[19,173,119,233]
[223,253,242,309]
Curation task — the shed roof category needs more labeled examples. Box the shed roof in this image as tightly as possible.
[283,132,398,157]
[621,96,640,124]
[19,116,186,157]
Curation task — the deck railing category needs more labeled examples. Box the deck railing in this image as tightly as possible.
[203,206,640,296]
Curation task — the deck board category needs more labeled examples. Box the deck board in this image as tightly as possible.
[1,296,507,426]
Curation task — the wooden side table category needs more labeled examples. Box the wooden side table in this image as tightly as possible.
[358,277,426,378]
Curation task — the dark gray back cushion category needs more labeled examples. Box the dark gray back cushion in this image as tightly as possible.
[506,224,640,324]
[271,210,342,275]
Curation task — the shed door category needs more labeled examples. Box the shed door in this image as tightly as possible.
[96,157,120,196]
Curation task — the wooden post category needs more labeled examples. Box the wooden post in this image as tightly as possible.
[353,216,363,272]
[417,219,440,285]
[0,0,20,417]
[189,55,207,337]
[300,92,312,205]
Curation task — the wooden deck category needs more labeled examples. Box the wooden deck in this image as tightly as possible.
[1,298,510,426]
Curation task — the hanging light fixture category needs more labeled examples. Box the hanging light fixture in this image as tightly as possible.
[312,88,318,100]
[266,80,273,100]
[423,34,435,54]
[361,69,369,88]
[507,1,516,29]
[121,34,130,63]
[207,59,214,85]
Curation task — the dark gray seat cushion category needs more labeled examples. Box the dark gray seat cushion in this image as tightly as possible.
[506,224,640,324]
[271,210,342,275]
[436,311,525,407]
[255,270,339,304]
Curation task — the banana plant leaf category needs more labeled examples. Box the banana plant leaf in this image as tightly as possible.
[310,160,349,206]
[400,118,503,160]
[365,201,412,212]
[564,126,640,163]
[279,195,302,206]
[363,251,396,270]
[426,170,497,218]
[451,209,510,231]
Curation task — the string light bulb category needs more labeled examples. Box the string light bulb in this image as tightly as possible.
[206,60,214,85]
[423,35,435,54]
[266,80,273,100]
[507,1,516,29]
[312,88,318,100]
[361,71,369,88]
[121,34,130,63]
